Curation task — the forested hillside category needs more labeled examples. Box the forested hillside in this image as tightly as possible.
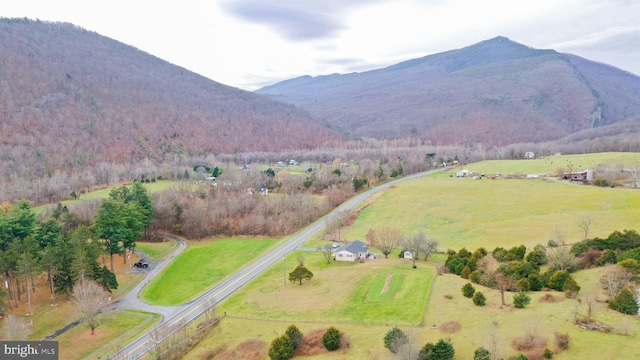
[258,37,640,147]
[0,18,342,203]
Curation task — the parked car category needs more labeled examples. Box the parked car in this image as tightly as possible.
[134,259,149,268]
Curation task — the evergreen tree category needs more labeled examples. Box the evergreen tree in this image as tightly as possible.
[268,335,294,360]
[384,326,408,353]
[609,287,639,315]
[474,347,492,360]
[288,265,314,285]
[419,339,455,360]
[322,326,341,351]
[473,292,486,306]
[285,324,303,349]
[462,283,476,298]
[513,292,531,308]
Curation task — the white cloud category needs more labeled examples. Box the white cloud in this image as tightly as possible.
[1,0,638,90]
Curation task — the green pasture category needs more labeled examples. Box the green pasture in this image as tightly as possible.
[343,175,640,251]
[35,180,178,213]
[140,237,280,305]
[365,273,405,302]
[220,253,433,325]
[449,152,640,176]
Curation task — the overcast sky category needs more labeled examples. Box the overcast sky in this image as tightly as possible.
[4,0,640,90]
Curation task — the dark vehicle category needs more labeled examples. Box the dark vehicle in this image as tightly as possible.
[134,259,149,268]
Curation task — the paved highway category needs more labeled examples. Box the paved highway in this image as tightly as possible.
[109,169,439,359]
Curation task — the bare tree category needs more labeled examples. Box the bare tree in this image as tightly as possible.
[403,232,425,267]
[575,289,599,324]
[71,278,109,335]
[366,227,404,258]
[420,238,439,261]
[600,264,633,297]
[485,321,504,360]
[577,216,593,240]
[547,245,578,272]
[319,244,334,264]
[395,328,419,360]
[2,314,32,340]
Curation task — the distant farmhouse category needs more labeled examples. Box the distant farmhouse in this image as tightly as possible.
[563,168,594,181]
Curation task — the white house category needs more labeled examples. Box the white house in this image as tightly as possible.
[524,151,535,159]
[333,240,370,262]
[456,169,472,177]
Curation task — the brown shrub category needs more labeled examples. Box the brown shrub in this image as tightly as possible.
[295,328,329,357]
[199,345,231,360]
[200,339,267,360]
[439,321,462,334]
[579,249,603,269]
[554,332,570,351]
[511,335,547,352]
[538,294,558,303]
[522,347,546,360]
[236,339,268,360]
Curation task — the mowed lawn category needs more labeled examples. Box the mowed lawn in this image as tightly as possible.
[140,237,280,305]
[343,174,640,251]
[220,253,434,325]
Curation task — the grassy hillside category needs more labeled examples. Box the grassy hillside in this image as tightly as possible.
[343,153,640,251]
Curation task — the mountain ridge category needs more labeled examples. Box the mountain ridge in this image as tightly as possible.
[257,37,640,146]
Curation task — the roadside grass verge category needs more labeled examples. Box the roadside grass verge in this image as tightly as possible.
[54,310,160,360]
[220,254,433,325]
[343,175,640,251]
[136,239,177,260]
[140,237,280,306]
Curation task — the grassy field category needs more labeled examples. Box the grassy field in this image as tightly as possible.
[183,153,640,359]
[343,174,640,251]
[35,180,178,213]
[219,252,433,325]
[451,152,640,176]
[140,237,280,305]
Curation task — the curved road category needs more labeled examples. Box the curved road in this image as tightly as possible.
[109,169,439,359]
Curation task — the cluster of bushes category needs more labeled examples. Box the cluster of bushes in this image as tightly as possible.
[445,244,581,298]
[571,229,640,315]
[384,326,455,359]
[268,325,343,360]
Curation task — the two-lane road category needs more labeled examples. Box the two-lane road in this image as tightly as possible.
[110,169,439,359]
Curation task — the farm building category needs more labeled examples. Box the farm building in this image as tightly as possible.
[563,168,594,181]
[333,240,370,262]
[456,169,472,177]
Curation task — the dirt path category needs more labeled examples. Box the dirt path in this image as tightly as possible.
[381,274,394,294]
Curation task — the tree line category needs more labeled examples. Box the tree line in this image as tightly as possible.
[0,181,153,315]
